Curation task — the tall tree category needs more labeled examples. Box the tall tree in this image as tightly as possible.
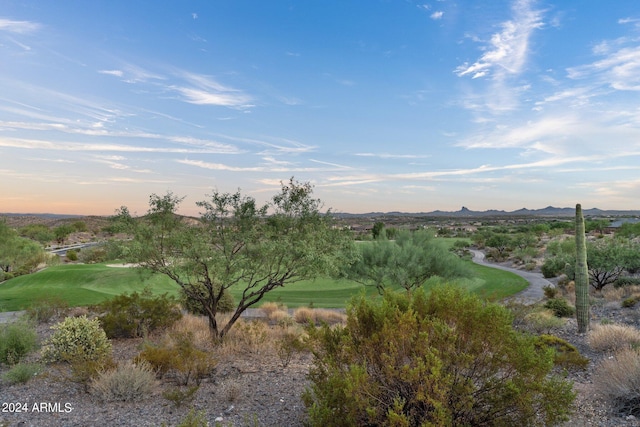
[115,179,356,340]
[575,204,590,333]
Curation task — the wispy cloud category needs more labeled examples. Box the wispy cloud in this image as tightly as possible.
[431,11,444,20]
[567,43,640,91]
[355,152,431,159]
[98,69,124,77]
[170,71,253,108]
[0,18,41,34]
[455,0,543,79]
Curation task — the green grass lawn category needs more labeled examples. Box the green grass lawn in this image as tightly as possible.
[0,259,528,312]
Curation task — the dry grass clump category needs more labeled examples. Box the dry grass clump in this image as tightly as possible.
[91,361,157,402]
[523,309,565,334]
[293,307,346,325]
[588,323,640,352]
[593,348,640,416]
[260,302,282,318]
[168,314,213,350]
[217,317,270,358]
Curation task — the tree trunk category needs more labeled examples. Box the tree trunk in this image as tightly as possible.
[575,204,590,333]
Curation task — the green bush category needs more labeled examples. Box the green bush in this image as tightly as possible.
[0,321,38,365]
[303,286,575,426]
[615,276,640,288]
[90,361,157,402]
[543,285,559,299]
[3,362,44,384]
[175,408,208,427]
[97,290,182,338]
[65,249,79,261]
[622,297,638,308]
[41,315,112,363]
[544,298,576,318]
[536,334,589,370]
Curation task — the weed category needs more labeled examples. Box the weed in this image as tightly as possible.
[162,385,200,408]
[90,361,157,402]
[0,320,38,365]
[2,362,44,384]
[589,324,640,353]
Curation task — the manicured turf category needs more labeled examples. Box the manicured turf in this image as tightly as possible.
[0,259,528,312]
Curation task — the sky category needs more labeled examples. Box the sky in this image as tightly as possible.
[1,0,640,216]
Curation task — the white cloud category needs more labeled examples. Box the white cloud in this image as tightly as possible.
[171,72,253,108]
[98,69,124,77]
[455,0,544,79]
[355,152,431,159]
[0,18,40,34]
[430,11,444,20]
[568,45,640,91]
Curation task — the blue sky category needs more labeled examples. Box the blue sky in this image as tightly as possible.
[2,1,640,215]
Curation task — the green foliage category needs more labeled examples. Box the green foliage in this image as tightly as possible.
[26,294,69,323]
[276,330,306,368]
[136,331,216,386]
[2,362,44,384]
[90,361,157,402]
[41,315,112,363]
[615,276,640,288]
[19,224,54,244]
[78,245,109,263]
[371,221,385,239]
[162,385,200,408]
[97,289,182,338]
[342,229,471,293]
[544,298,576,318]
[541,256,572,278]
[181,283,235,315]
[543,285,559,299]
[536,334,589,370]
[0,321,38,365]
[622,297,638,308]
[114,178,356,339]
[0,220,47,277]
[303,286,575,426]
[176,408,208,427]
[65,249,79,261]
[53,224,74,244]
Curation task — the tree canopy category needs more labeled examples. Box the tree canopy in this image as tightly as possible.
[341,229,471,293]
[114,179,356,340]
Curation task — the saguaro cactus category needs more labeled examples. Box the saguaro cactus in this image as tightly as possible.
[575,204,590,333]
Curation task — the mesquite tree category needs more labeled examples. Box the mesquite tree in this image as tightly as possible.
[114,178,356,340]
[575,204,590,333]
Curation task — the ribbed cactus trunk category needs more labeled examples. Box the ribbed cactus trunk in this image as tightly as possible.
[575,204,590,333]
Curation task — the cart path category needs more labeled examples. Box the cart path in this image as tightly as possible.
[470,249,552,305]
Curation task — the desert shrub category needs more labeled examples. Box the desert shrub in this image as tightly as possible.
[543,285,559,299]
[0,321,38,365]
[41,315,112,363]
[593,348,640,416]
[137,331,216,386]
[260,301,282,318]
[97,290,182,338]
[293,307,315,324]
[623,297,639,308]
[175,408,208,427]
[523,310,565,334]
[78,246,108,263]
[542,257,570,278]
[226,319,268,354]
[65,249,79,261]
[90,361,157,402]
[276,330,306,368]
[162,385,199,408]
[3,362,44,384]
[26,294,69,323]
[615,277,640,288]
[303,286,575,426]
[544,298,575,318]
[589,324,640,353]
[170,314,213,350]
[536,334,589,370]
